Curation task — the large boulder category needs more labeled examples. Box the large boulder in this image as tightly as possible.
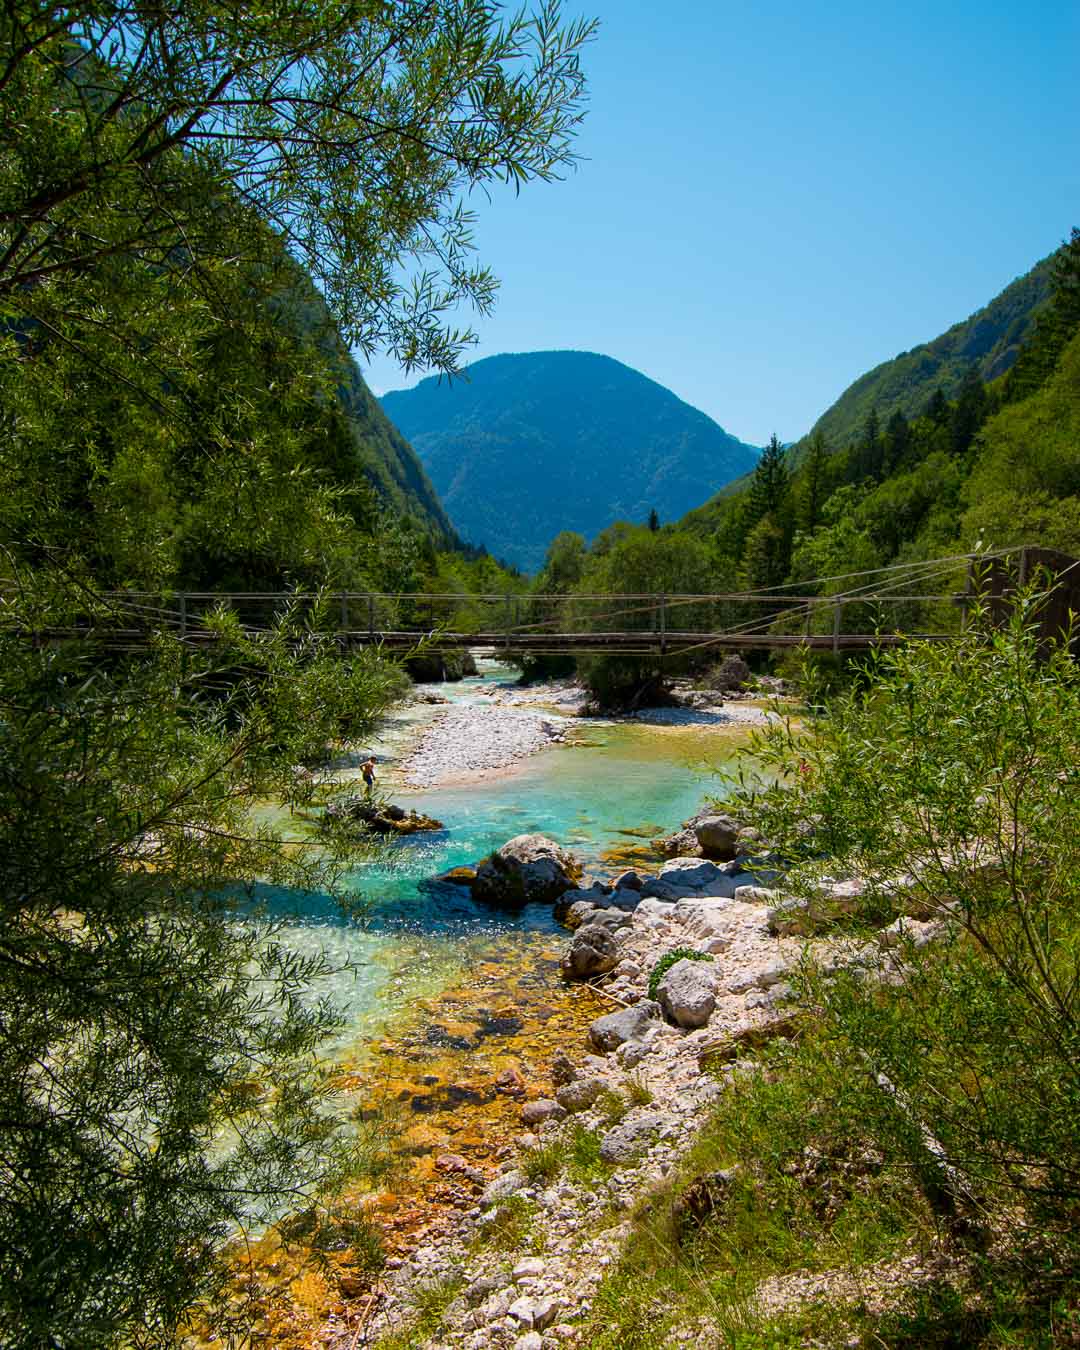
[598,1112,669,1164]
[693,815,740,861]
[588,1000,662,1053]
[404,647,478,682]
[656,957,717,1029]
[473,834,583,907]
[642,858,739,902]
[553,883,610,925]
[562,900,602,930]
[560,923,620,980]
[767,878,863,935]
[582,906,632,933]
[660,825,701,858]
[711,654,752,691]
[659,857,729,890]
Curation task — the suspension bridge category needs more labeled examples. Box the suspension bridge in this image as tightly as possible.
[11,546,1079,658]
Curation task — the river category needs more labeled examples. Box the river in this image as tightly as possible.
[260,660,760,1057]
[234,662,767,1345]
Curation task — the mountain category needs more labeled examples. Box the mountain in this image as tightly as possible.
[282,283,456,544]
[335,356,456,542]
[380,351,759,571]
[805,256,1054,450]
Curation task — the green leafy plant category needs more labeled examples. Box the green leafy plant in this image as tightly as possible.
[741,581,1080,1248]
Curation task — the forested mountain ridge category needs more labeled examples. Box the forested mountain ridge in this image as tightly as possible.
[805,254,1054,451]
[507,231,1080,709]
[380,350,760,571]
[289,283,457,544]
[663,230,1080,613]
[336,359,456,543]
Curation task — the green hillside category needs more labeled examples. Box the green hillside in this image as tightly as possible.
[381,350,759,571]
[283,282,456,544]
[807,256,1054,450]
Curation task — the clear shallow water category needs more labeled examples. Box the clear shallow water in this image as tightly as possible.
[256,664,755,1049]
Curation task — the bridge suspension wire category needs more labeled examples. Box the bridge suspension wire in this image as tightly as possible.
[666,556,970,658]
[718,548,1004,600]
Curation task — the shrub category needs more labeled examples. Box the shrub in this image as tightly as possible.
[740,579,1080,1249]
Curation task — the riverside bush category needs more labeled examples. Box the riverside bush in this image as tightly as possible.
[0,610,406,1347]
[742,579,1080,1256]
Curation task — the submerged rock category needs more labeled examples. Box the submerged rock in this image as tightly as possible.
[588,1000,662,1052]
[473,833,583,907]
[435,865,478,886]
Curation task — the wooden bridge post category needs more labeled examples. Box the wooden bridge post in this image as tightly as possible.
[660,592,667,656]
[978,547,1080,658]
[340,592,348,634]
[178,592,187,640]
[832,600,842,655]
[368,594,375,639]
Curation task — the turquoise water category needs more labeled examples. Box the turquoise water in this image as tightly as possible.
[256,666,755,1047]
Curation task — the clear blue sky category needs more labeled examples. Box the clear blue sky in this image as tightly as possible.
[363,0,1079,447]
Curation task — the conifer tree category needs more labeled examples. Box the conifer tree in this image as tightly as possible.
[854,407,882,480]
[883,410,911,475]
[801,429,829,531]
[747,434,790,525]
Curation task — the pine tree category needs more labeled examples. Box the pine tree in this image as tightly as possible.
[854,407,882,481]
[747,434,790,524]
[883,410,911,475]
[801,430,828,531]
[647,508,660,532]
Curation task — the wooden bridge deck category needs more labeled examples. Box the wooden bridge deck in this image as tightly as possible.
[38,625,948,654]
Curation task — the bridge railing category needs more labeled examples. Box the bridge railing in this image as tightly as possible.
[18,584,973,652]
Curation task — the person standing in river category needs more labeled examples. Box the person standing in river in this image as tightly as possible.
[360,757,377,795]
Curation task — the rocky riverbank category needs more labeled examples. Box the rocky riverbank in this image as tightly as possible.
[329,816,940,1350]
[401,705,574,787]
[398,675,776,790]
